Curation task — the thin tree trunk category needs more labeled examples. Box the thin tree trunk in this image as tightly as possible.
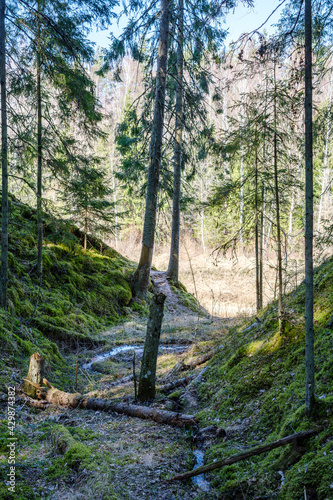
[304,0,315,416]
[138,293,166,401]
[36,1,43,279]
[239,147,244,247]
[110,148,118,250]
[168,0,183,282]
[131,0,170,299]
[289,157,302,236]
[84,209,87,250]
[273,58,284,334]
[317,71,332,232]
[0,0,8,309]
[259,185,264,309]
[255,129,260,312]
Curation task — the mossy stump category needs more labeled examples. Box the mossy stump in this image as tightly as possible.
[23,352,45,398]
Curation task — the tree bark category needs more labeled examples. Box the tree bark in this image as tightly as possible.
[255,128,260,312]
[167,428,325,482]
[273,58,284,335]
[168,0,183,282]
[84,208,88,250]
[131,0,170,299]
[259,184,264,309]
[23,352,45,398]
[138,292,166,401]
[81,397,198,427]
[158,375,194,393]
[304,0,315,416]
[0,0,8,309]
[36,0,43,279]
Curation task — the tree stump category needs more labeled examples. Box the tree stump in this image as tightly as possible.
[23,352,45,398]
[138,292,166,401]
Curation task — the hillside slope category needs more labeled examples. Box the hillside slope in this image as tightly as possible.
[191,256,333,498]
[0,195,141,393]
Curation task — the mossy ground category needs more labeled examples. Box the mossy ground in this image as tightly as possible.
[0,195,138,394]
[193,256,333,499]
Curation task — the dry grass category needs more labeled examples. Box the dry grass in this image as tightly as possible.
[116,234,299,318]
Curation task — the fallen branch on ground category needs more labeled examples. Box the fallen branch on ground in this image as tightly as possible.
[158,375,195,393]
[166,427,326,482]
[183,350,217,370]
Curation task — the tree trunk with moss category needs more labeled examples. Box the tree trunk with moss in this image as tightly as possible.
[0,0,8,309]
[131,0,170,299]
[304,0,315,416]
[138,293,166,401]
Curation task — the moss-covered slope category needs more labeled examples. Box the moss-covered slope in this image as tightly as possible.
[196,256,333,498]
[0,195,138,392]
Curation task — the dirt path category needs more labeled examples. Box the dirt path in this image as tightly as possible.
[11,273,231,499]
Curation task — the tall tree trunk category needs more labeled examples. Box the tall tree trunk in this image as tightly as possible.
[131,0,170,299]
[138,293,166,401]
[0,0,8,309]
[304,0,315,416]
[273,58,284,335]
[168,0,183,282]
[36,1,43,279]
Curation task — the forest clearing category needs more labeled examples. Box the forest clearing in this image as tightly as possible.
[1,0,333,498]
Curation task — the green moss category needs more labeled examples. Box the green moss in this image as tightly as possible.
[51,425,92,470]
[194,255,333,498]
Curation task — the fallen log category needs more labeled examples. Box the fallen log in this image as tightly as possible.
[23,353,198,427]
[162,350,217,382]
[158,375,195,393]
[167,427,326,482]
[51,425,90,470]
[80,397,198,428]
[17,391,51,409]
[183,350,217,370]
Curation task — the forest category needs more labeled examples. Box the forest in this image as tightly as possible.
[0,0,333,498]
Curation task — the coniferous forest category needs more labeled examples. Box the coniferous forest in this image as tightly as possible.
[1,0,333,498]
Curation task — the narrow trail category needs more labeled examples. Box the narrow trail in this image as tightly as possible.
[14,271,234,499]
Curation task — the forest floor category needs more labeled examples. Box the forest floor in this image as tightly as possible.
[1,272,235,500]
